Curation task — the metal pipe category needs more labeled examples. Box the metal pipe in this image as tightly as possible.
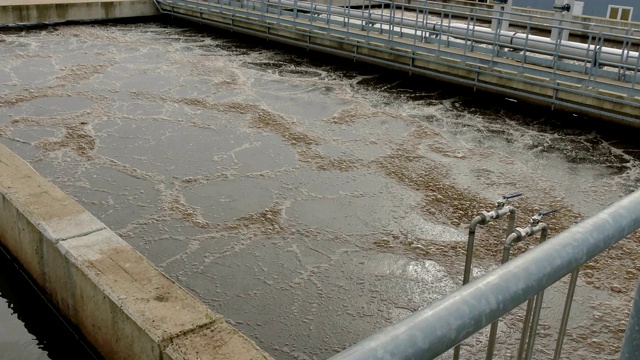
[485,232,520,360]
[456,195,522,360]
[490,212,554,360]
[462,216,485,286]
[455,226,482,360]
[553,268,579,360]
[620,280,640,360]
[516,297,534,360]
[523,226,550,360]
[265,0,640,68]
[515,220,552,360]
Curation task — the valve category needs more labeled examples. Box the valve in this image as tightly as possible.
[531,209,557,226]
[495,193,524,209]
[552,3,571,12]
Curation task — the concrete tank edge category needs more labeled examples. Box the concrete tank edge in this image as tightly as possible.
[0,143,273,360]
[0,0,161,26]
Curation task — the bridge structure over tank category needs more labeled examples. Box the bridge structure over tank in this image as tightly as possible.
[153,0,640,126]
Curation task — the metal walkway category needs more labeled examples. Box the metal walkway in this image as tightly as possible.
[153,0,640,126]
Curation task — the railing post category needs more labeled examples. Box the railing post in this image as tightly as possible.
[620,280,640,360]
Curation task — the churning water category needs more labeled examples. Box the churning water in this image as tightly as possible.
[1,20,640,359]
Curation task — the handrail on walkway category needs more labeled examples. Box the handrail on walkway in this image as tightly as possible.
[329,189,640,360]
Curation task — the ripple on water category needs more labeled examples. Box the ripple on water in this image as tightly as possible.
[22,97,94,117]
[94,119,251,178]
[183,177,282,224]
[9,58,59,86]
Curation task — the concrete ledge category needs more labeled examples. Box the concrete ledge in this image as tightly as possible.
[0,0,159,26]
[0,143,272,360]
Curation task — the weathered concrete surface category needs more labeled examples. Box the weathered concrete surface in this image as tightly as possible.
[0,143,272,360]
[0,0,159,26]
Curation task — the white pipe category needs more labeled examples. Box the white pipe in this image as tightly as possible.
[266,0,640,67]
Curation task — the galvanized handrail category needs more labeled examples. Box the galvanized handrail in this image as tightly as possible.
[329,189,640,359]
[167,0,640,86]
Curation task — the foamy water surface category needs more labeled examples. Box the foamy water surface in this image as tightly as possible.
[1,21,639,359]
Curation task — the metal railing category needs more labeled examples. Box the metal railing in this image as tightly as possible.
[329,189,640,359]
[154,0,640,126]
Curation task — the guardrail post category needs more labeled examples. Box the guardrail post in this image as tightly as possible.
[620,280,640,360]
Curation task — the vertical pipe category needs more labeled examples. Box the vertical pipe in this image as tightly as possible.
[463,11,471,60]
[516,297,535,360]
[523,228,550,360]
[421,4,427,42]
[437,11,443,54]
[346,0,351,32]
[553,268,579,360]
[506,210,516,238]
[591,34,605,84]
[462,220,482,286]
[471,12,477,54]
[620,280,640,360]
[446,9,452,48]
[413,4,419,46]
[366,0,372,38]
[519,18,531,73]
[485,243,514,360]
[618,28,631,80]
[490,7,502,66]
[523,284,546,360]
[387,1,392,41]
[454,217,482,360]
[552,29,562,78]
[400,0,405,38]
[585,30,594,75]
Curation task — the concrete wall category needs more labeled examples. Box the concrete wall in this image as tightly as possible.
[0,143,272,360]
[0,0,159,26]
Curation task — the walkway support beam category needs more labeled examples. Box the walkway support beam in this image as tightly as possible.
[329,189,640,360]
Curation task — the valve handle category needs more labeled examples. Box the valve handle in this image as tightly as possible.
[531,209,558,223]
[502,193,524,201]
[537,209,558,217]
